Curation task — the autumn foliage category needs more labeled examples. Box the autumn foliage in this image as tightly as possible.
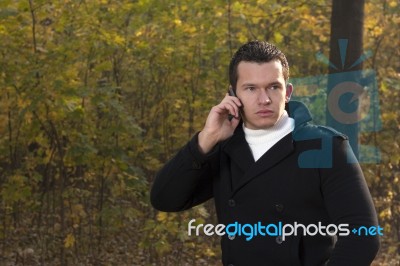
[0,0,398,265]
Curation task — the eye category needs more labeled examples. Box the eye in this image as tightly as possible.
[269,85,280,90]
[246,86,256,91]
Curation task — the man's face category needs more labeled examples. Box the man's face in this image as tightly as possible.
[235,60,292,130]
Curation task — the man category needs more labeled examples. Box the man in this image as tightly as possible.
[151,41,380,265]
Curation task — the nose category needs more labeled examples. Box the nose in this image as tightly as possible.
[258,89,271,105]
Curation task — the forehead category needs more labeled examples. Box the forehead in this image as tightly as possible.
[237,60,284,79]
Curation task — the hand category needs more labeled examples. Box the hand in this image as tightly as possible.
[198,93,242,154]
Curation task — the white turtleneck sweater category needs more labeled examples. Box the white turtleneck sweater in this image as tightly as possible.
[243,111,295,162]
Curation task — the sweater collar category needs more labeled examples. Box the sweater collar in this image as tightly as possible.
[223,100,313,149]
[230,100,313,137]
[242,111,294,145]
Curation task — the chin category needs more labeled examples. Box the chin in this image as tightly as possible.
[244,117,279,130]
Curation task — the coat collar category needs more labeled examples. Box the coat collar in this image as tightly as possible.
[286,100,313,131]
[221,101,312,195]
[221,126,254,175]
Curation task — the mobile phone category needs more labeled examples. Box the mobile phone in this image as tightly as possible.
[228,86,237,97]
[228,86,241,121]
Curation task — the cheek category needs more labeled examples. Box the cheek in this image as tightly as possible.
[273,93,286,102]
[241,99,255,112]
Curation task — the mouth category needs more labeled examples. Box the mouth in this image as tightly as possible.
[256,109,274,117]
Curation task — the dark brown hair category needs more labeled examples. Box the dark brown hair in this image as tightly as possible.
[229,41,289,90]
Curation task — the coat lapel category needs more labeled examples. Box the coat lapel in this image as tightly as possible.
[230,133,295,196]
[222,126,254,174]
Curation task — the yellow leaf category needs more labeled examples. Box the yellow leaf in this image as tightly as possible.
[0,25,6,35]
[135,30,143,37]
[114,34,125,45]
[389,0,397,7]
[379,208,392,219]
[174,19,182,26]
[273,32,283,43]
[205,248,216,257]
[157,212,168,222]
[64,233,75,248]
[372,26,383,36]
[238,34,247,44]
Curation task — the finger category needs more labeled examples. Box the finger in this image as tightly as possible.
[225,99,242,117]
[223,102,239,118]
[231,97,242,107]
[213,103,235,118]
[224,94,242,108]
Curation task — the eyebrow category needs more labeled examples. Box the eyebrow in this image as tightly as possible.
[240,81,283,88]
[240,83,257,87]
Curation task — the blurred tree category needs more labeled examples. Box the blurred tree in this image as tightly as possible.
[327,0,365,157]
[0,0,398,264]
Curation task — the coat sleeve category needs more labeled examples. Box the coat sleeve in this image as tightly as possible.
[150,132,219,212]
[320,136,380,265]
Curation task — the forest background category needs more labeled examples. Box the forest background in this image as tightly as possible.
[0,0,399,265]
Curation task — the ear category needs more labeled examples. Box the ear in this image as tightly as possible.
[285,83,293,103]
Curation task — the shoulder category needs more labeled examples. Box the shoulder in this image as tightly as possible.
[293,124,355,168]
[293,123,348,142]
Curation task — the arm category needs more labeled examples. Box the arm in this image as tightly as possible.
[321,137,380,265]
[150,132,219,212]
[150,93,242,212]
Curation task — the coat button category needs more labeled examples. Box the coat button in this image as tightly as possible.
[192,161,201,169]
[276,235,283,244]
[228,199,236,207]
[275,203,284,212]
[228,234,235,240]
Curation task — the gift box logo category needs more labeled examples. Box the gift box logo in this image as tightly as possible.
[291,39,381,166]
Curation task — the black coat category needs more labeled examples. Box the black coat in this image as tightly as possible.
[151,101,380,266]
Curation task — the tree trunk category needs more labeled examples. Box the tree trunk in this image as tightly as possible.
[327,0,365,158]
